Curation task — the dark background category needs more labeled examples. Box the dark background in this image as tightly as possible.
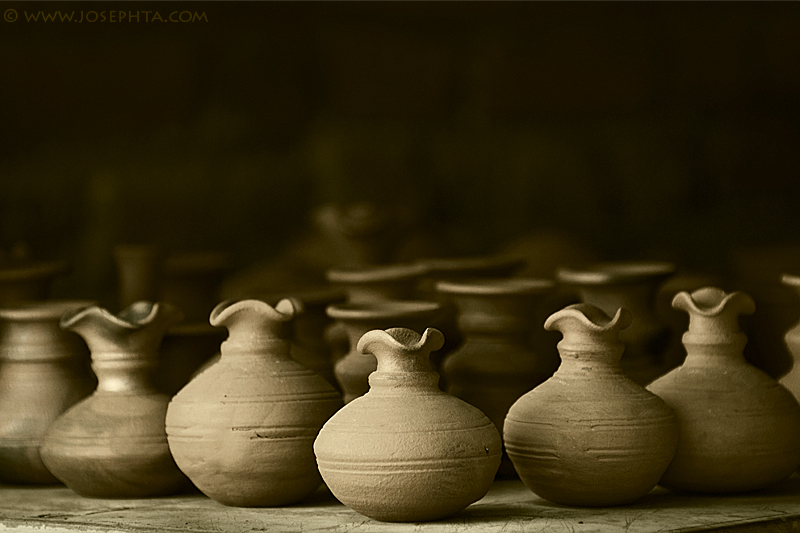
[1,1,799,305]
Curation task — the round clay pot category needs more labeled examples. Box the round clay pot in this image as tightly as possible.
[166,299,342,507]
[326,300,442,403]
[556,261,676,385]
[435,278,557,477]
[504,303,678,506]
[647,287,800,493]
[314,327,501,522]
[0,260,69,305]
[40,301,188,498]
[0,300,96,484]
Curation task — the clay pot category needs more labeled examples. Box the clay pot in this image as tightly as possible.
[165,299,342,507]
[647,287,800,493]
[556,261,676,385]
[0,260,69,305]
[113,245,161,311]
[40,301,187,498]
[326,300,442,403]
[161,251,231,323]
[435,278,557,477]
[314,327,501,522]
[781,274,800,401]
[0,300,96,484]
[504,304,678,506]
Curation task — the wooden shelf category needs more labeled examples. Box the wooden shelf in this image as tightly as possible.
[3,476,800,532]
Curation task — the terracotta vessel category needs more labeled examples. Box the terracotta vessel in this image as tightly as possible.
[314,327,501,522]
[0,260,69,305]
[435,278,557,477]
[326,300,442,403]
[166,299,342,507]
[40,301,187,498]
[0,300,96,484]
[781,274,800,401]
[113,244,161,311]
[504,304,678,506]
[556,261,676,385]
[160,251,231,323]
[647,287,800,493]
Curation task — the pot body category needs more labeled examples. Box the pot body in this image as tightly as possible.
[504,304,678,506]
[166,299,342,507]
[647,287,800,493]
[314,328,501,522]
[40,301,187,497]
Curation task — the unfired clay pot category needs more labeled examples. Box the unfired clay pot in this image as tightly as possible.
[556,261,676,385]
[647,287,800,493]
[435,278,557,477]
[40,301,187,498]
[166,299,342,507]
[0,300,96,484]
[156,323,226,395]
[504,303,678,506]
[326,300,442,403]
[314,327,501,522]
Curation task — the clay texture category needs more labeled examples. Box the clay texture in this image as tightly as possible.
[504,303,678,506]
[780,274,800,401]
[647,287,800,493]
[166,299,342,507]
[314,327,501,522]
[0,300,96,484]
[40,301,187,497]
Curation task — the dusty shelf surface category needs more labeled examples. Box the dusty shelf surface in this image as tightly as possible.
[2,475,800,533]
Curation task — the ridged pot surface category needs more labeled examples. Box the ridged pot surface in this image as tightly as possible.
[166,299,342,507]
[504,304,678,506]
[314,328,501,522]
[40,301,187,498]
[647,287,800,493]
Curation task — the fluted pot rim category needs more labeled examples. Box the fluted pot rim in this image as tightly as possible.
[435,277,554,296]
[60,301,178,331]
[326,300,441,322]
[358,327,445,357]
[326,263,430,284]
[0,259,69,282]
[671,287,755,318]
[544,303,632,333]
[556,261,676,286]
[209,298,296,327]
[0,299,98,321]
